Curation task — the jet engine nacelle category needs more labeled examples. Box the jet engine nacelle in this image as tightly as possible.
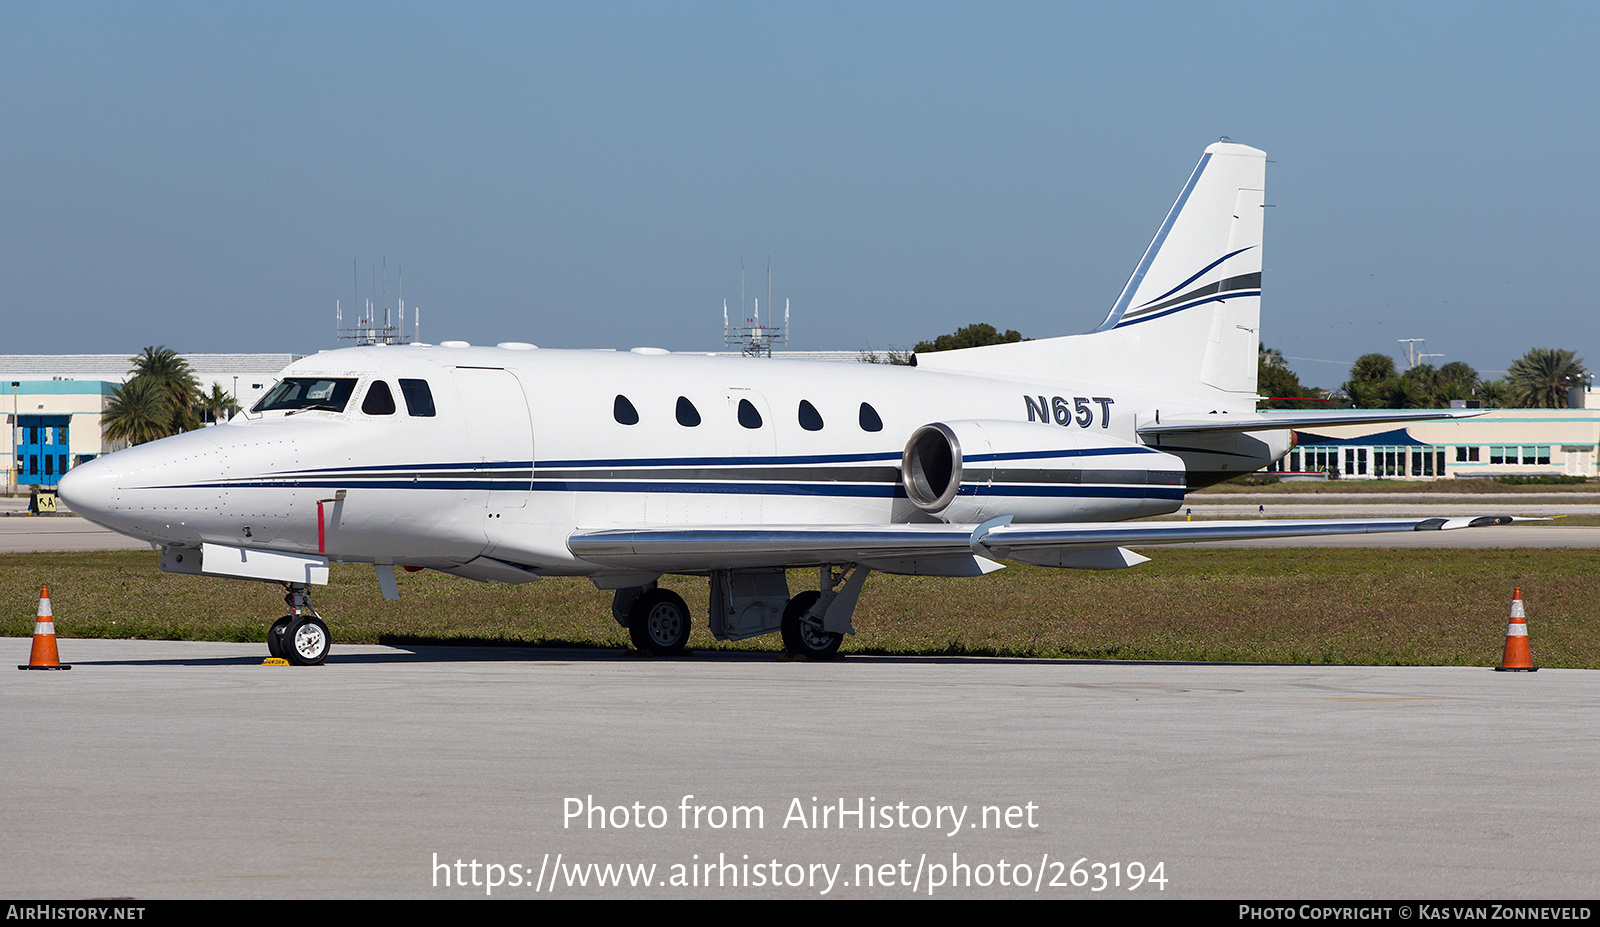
[899,419,1186,524]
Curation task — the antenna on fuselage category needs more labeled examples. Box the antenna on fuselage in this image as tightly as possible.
[723,257,789,357]
[337,256,414,346]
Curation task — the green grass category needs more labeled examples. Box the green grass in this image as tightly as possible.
[1196,478,1596,494]
[5,548,1597,668]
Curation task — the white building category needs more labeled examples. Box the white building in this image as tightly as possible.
[1265,409,1600,480]
[2,353,299,491]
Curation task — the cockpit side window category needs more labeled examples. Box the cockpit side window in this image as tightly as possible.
[399,379,436,417]
[362,380,397,415]
[251,378,358,413]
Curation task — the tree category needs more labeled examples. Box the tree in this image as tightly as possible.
[1337,354,1479,409]
[1436,361,1480,402]
[129,346,204,434]
[1342,353,1399,408]
[913,323,1026,354]
[102,377,174,447]
[1507,348,1589,408]
[857,346,915,366]
[1257,345,1316,409]
[202,383,240,424]
[1477,378,1510,408]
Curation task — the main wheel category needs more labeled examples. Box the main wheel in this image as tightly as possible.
[283,615,331,666]
[628,589,692,655]
[267,615,293,659]
[781,591,842,659]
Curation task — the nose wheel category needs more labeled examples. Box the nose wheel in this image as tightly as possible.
[268,584,330,665]
[267,616,293,659]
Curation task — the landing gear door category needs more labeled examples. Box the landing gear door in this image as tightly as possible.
[452,367,534,511]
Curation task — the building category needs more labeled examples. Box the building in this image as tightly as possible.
[1265,408,1600,480]
[3,353,299,491]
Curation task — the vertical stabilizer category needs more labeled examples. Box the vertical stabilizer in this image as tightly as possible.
[1093,140,1265,396]
[917,140,1266,406]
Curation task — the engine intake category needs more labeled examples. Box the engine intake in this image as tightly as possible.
[899,419,1186,524]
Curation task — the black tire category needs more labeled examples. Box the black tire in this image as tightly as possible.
[627,589,692,655]
[267,615,293,659]
[781,591,841,659]
[283,615,331,666]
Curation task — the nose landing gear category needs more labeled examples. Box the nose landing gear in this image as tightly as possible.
[267,583,331,665]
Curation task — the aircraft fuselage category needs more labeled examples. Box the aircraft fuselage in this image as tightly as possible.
[62,344,1283,580]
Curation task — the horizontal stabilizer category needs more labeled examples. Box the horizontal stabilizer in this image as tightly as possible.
[1139,408,1487,435]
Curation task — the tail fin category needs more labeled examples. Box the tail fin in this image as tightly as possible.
[917,140,1266,405]
[1094,141,1264,336]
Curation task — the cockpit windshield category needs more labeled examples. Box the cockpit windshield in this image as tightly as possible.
[252,377,359,413]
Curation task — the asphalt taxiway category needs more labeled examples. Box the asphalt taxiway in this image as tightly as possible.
[3,640,1595,899]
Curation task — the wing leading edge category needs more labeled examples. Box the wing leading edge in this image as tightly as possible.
[568,515,1524,575]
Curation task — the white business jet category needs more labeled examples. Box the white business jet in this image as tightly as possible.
[59,140,1505,665]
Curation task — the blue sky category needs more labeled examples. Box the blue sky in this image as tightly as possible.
[3,2,1595,387]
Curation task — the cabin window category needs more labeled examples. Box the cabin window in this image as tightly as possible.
[737,398,762,429]
[252,377,358,413]
[614,394,640,425]
[362,380,397,415]
[798,400,823,431]
[676,396,701,427]
[399,379,436,417]
[859,402,883,432]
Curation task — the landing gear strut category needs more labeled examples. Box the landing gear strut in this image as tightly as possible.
[268,583,330,665]
[780,590,841,659]
[779,564,869,660]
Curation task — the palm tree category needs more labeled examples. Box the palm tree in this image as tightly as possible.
[1436,361,1480,403]
[1342,353,1399,408]
[202,383,240,424]
[1507,348,1589,408]
[102,377,174,447]
[130,346,203,433]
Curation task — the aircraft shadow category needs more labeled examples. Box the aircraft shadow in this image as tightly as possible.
[68,645,1283,668]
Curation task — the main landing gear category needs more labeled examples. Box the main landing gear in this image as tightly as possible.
[625,588,693,656]
[615,564,868,659]
[779,590,842,660]
[267,583,330,666]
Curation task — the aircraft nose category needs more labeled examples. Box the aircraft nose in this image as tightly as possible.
[57,453,124,529]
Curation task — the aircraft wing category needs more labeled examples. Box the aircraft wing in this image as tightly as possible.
[1138,408,1486,435]
[567,515,1524,575]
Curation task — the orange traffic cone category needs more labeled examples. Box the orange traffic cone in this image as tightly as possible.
[1494,587,1537,672]
[18,585,71,671]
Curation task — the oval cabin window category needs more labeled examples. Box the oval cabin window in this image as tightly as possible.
[859,402,883,432]
[737,398,762,429]
[614,394,639,425]
[676,396,701,427]
[798,400,824,432]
